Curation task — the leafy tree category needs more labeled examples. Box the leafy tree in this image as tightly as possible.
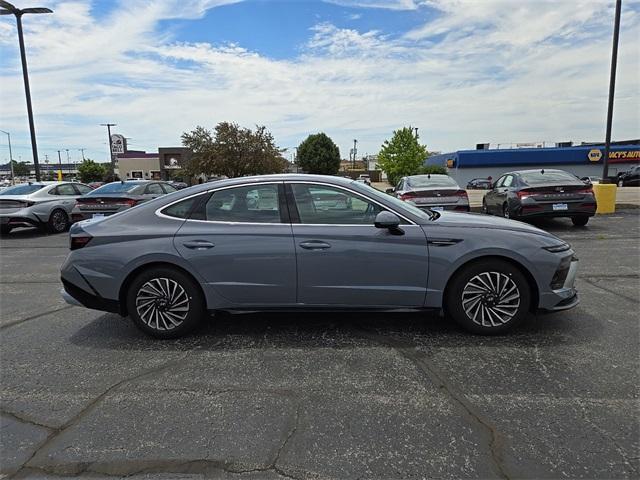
[181,122,287,178]
[296,133,341,175]
[11,160,30,177]
[377,126,429,186]
[77,159,107,183]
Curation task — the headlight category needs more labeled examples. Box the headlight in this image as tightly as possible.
[543,242,571,253]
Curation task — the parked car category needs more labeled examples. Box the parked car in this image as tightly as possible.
[467,178,492,189]
[168,181,189,190]
[618,165,640,186]
[482,169,596,226]
[357,174,371,186]
[0,181,93,234]
[580,176,601,185]
[71,180,177,222]
[87,182,105,189]
[61,174,579,338]
[387,174,469,212]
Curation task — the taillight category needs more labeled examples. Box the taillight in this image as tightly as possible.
[122,199,139,207]
[399,192,417,201]
[70,235,92,250]
[516,190,533,199]
[454,190,468,198]
[574,187,593,194]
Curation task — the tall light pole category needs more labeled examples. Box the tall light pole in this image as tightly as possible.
[352,139,358,169]
[0,1,53,182]
[601,0,622,183]
[0,130,15,184]
[56,149,62,181]
[100,123,117,175]
[78,148,85,161]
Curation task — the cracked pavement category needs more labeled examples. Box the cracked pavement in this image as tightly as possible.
[1,212,639,479]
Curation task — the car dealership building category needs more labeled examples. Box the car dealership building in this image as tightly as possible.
[427,141,640,186]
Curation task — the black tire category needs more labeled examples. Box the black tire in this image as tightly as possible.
[571,216,589,227]
[126,267,205,339]
[482,198,489,214]
[0,225,11,235]
[47,209,69,233]
[445,259,531,335]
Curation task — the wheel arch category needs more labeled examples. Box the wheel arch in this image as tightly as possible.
[443,255,540,313]
[118,261,206,316]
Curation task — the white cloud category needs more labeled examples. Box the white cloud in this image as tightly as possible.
[0,0,638,164]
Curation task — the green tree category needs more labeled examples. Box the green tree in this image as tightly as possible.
[377,126,429,186]
[296,133,341,175]
[11,160,30,177]
[77,159,107,183]
[181,122,287,178]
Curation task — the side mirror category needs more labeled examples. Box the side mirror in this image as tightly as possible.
[385,188,395,194]
[374,211,403,235]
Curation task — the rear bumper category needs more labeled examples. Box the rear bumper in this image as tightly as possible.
[61,278,121,314]
[0,214,41,228]
[516,200,596,218]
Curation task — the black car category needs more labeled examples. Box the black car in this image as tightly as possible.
[482,169,597,226]
[618,165,640,186]
[466,178,492,189]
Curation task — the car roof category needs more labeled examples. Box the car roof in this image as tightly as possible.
[501,169,570,176]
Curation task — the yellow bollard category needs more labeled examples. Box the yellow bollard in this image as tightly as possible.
[592,183,617,214]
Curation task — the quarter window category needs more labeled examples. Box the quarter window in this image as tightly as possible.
[74,184,92,195]
[146,183,164,195]
[162,195,205,219]
[204,184,281,223]
[291,184,382,225]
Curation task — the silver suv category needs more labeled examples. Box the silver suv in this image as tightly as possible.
[0,182,93,234]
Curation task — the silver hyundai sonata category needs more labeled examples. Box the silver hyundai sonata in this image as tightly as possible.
[61,174,579,338]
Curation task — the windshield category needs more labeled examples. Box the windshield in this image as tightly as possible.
[0,184,45,195]
[351,182,432,221]
[520,171,579,185]
[87,182,143,195]
[407,175,458,188]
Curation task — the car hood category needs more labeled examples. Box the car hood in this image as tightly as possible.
[428,211,557,238]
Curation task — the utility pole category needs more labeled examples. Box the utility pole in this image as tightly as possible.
[601,0,622,183]
[100,123,117,175]
[57,149,62,181]
[352,139,357,169]
[414,127,419,139]
[0,129,15,184]
[78,148,85,160]
[65,148,70,176]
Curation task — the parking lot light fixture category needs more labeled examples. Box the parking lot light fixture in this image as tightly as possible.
[0,1,53,182]
[0,129,16,184]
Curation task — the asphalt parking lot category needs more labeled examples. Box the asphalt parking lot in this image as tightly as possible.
[1,212,639,479]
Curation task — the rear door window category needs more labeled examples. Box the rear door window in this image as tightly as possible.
[146,183,164,195]
[56,184,78,196]
[204,184,281,223]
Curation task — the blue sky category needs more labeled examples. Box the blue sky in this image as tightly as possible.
[0,0,639,164]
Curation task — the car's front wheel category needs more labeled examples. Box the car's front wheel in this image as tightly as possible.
[482,198,489,214]
[446,259,531,335]
[0,225,11,235]
[571,216,589,227]
[126,267,205,339]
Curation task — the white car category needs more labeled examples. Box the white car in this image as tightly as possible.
[0,181,92,235]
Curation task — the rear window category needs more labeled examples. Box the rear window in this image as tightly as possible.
[87,182,144,195]
[407,175,458,188]
[0,184,45,195]
[520,171,579,185]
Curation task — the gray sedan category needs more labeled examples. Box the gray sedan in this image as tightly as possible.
[0,181,93,234]
[388,174,470,212]
[61,174,579,338]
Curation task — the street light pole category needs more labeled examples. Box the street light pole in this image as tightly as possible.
[78,148,85,160]
[57,149,62,181]
[601,0,622,183]
[0,130,15,184]
[352,139,357,169]
[0,1,53,182]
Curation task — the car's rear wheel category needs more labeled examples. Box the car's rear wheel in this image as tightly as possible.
[47,209,69,233]
[0,225,11,235]
[126,267,205,339]
[445,259,531,335]
[571,216,589,227]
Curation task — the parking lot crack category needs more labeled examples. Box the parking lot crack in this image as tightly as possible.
[0,305,76,330]
[581,278,639,303]
[11,347,201,479]
[354,325,512,480]
[0,409,56,432]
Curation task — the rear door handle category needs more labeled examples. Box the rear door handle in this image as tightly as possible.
[183,240,215,250]
[299,240,331,250]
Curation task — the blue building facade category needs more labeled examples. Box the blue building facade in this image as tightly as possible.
[427,143,640,186]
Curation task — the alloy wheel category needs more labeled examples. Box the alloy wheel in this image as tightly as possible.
[461,271,520,327]
[135,278,190,331]
[51,210,67,232]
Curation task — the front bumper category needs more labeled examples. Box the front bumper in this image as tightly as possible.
[539,258,580,312]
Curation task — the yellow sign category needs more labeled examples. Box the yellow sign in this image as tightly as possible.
[608,150,640,160]
[588,149,602,162]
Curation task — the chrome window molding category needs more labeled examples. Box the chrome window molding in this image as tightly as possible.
[154,180,416,226]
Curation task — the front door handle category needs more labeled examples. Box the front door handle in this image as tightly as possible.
[299,240,331,250]
[183,240,215,250]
